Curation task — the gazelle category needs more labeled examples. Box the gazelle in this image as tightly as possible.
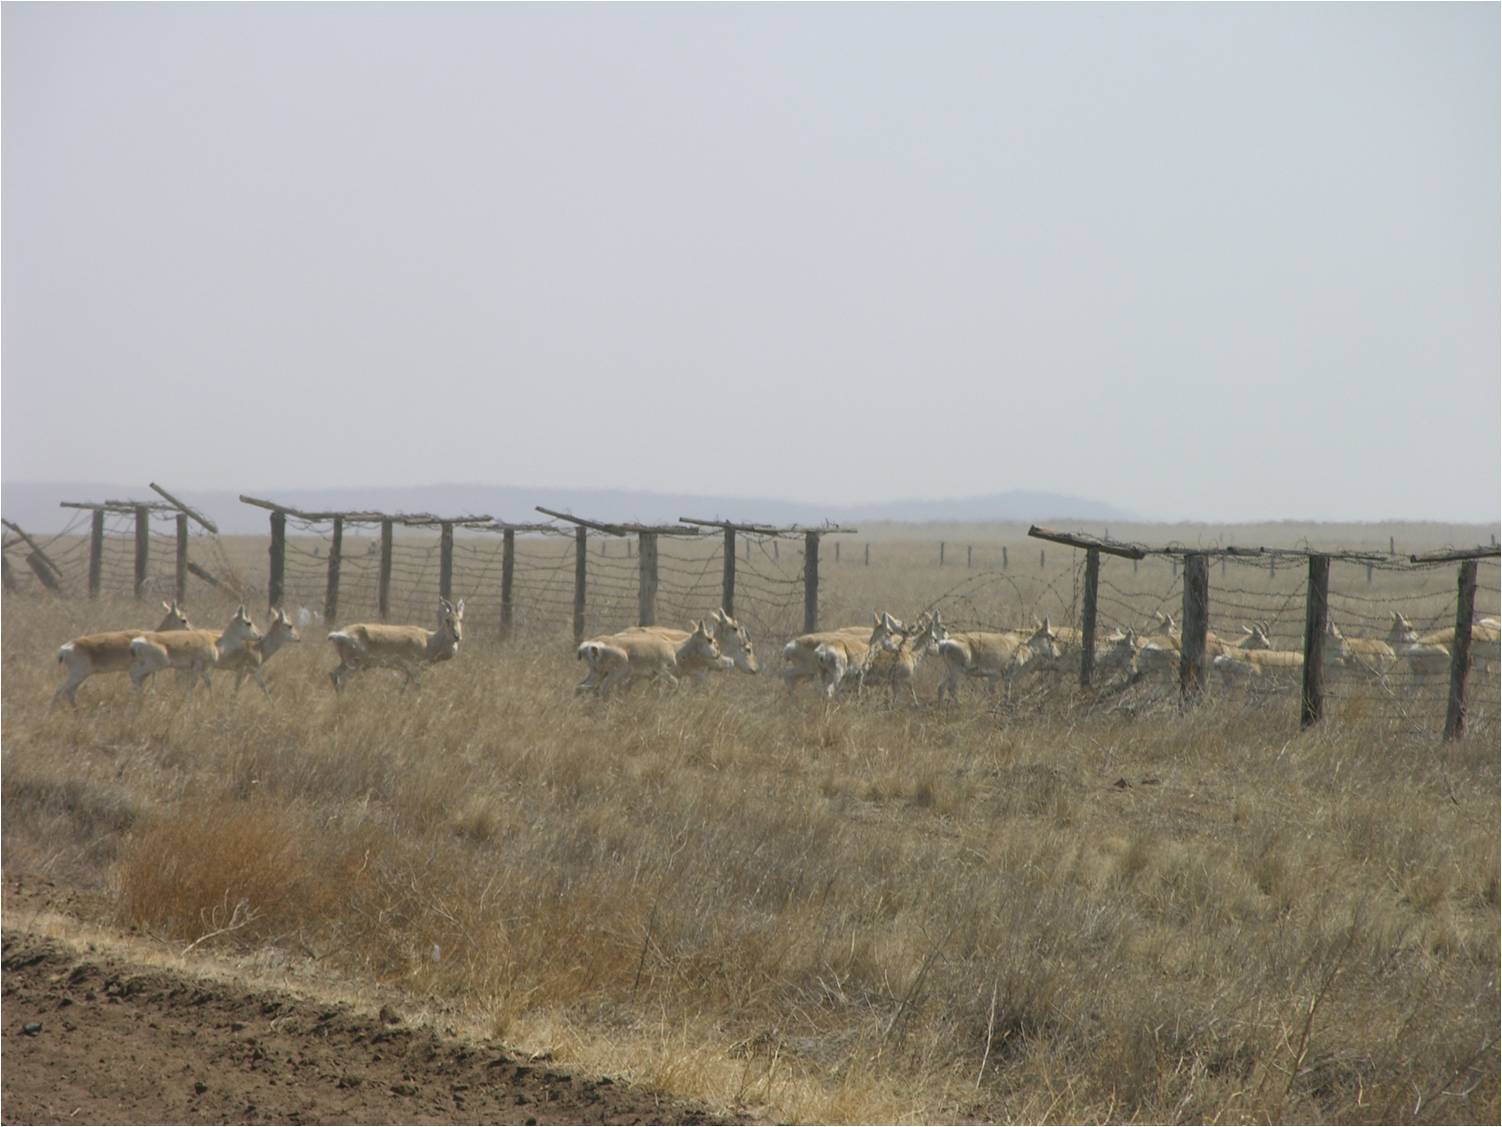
[127,606,263,698]
[616,608,760,681]
[327,598,465,691]
[936,621,1059,703]
[782,619,883,697]
[576,620,720,697]
[866,610,948,703]
[53,601,193,707]
[219,606,302,694]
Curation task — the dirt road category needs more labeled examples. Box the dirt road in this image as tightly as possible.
[1,928,744,1125]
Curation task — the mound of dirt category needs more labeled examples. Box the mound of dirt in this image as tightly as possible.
[1,930,745,1125]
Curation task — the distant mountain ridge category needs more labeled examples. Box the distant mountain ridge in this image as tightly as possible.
[0,481,1132,535]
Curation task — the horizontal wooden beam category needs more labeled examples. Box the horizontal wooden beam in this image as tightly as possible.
[1028,525,1146,560]
[469,521,573,534]
[150,482,219,533]
[678,516,785,534]
[534,507,626,536]
[60,500,175,513]
[1409,546,1502,564]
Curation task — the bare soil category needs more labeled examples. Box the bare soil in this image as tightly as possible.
[1,888,748,1126]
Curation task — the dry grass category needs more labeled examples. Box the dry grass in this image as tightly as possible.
[3,578,1498,1123]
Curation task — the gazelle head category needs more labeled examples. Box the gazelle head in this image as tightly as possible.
[1240,623,1274,650]
[157,600,191,630]
[1153,611,1178,634]
[711,608,759,673]
[869,611,906,654]
[683,619,721,667]
[1023,617,1063,665]
[220,605,263,653]
[439,598,465,642]
[267,606,302,647]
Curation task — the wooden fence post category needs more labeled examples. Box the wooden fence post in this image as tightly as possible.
[967,545,973,568]
[864,543,870,567]
[26,554,61,591]
[500,529,515,642]
[835,540,840,564]
[268,511,286,611]
[378,519,393,621]
[773,540,779,561]
[1443,560,1478,741]
[324,516,343,623]
[638,531,658,626]
[1,555,15,593]
[1179,553,1209,703]
[804,532,819,633]
[722,528,736,617]
[574,526,588,646]
[134,505,150,599]
[1301,555,1330,729]
[88,509,104,598]
[439,522,454,603]
[174,513,188,604]
[1002,545,1008,569]
[939,542,945,566]
[1080,548,1100,688]
[1039,548,1046,569]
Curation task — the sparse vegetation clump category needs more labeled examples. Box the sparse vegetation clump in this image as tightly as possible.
[3,567,1498,1123]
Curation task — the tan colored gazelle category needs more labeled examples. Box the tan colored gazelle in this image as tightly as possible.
[218,606,303,694]
[618,608,760,680]
[576,620,720,697]
[127,605,263,697]
[935,619,1060,703]
[866,610,948,703]
[782,619,883,697]
[53,601,193,707]
[1323,620,1396,675]
[327,598,464,691]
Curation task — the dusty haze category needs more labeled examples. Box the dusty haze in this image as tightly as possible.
[3,4,1497,522]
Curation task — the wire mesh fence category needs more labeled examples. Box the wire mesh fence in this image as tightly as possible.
[5,505,1496,740]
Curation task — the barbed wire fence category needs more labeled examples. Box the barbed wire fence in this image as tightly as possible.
[5,495,1497,740]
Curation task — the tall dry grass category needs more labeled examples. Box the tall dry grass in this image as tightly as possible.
[2,588,1498,1123]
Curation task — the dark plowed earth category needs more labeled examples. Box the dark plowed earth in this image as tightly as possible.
[1,931,745,1125]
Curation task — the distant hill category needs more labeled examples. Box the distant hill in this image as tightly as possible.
[0,481,1133,536]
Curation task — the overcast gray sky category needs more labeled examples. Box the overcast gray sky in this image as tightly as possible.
[3,3,1497,522]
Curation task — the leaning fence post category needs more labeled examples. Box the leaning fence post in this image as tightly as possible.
[722,528,736,617]
[88,509,105,598]
[268,510,286,611]
[1443,560,1478,741]
[378,519,393,621]
[324,516,344,623]
[1080,548,1100,688]
[804,532,820,633]
[1180,553,1209,703]
[638,531,658,626]
[1301,555,1330,729]
[500,528,516,642]
[134,505,150,599]
[439,521,454,603]
[573,526,588,646]
[174,513,189,604]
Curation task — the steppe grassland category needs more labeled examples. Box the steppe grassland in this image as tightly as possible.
[2,522,1498,1124]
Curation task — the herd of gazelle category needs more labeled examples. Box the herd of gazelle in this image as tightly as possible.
[51,597,1499,707]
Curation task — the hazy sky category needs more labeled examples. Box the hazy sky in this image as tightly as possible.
[3,3,1497,522]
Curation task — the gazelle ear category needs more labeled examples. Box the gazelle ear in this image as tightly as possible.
[455,599,464,616]
[163,601,172,613]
